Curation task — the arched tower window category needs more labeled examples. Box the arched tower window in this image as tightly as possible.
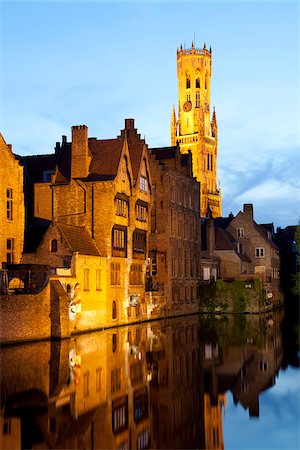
[205,75,208,90]
[50,239,58,252]
[186,75,191,89]
[196,77,200,88]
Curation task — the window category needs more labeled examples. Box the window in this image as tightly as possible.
[111,368,121,393]
[196,77,200,88]
[237,242,243,254]
[133,231,146,255]
[83,371,90,397]
[134,389,148,423]
[130,362,143,387]
[140,176,147,193]
[112,396,128,434]
[259,361,268,371]
[186,93,191,101]
[137,429,149,450]
[6,188,13,220]
[111,263,121,285]
[96,368,102,392]
[186,75,191,89]
[207,154,213,171]
[84,269,90,290]
[113,228,125,249]
[96,269,101,290]
[112,301,117,319]
[237,228,244,238]
[3,419,11,435]
[43,170,55,182]
[255,248,265,257]
[196,91,200,107]
[112,226,127,257]
[136,204,147,222]
[130,264,143,286]
[115,198,127,217]
[6,238,14,263]
[112,333,117,352]
[50,239,58,252]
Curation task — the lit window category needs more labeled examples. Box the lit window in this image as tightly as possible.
[112,227,127,256]
[136,204,147,222]
[237,228,244,238]
[6,188,13,220]
[84,269,90,290]
[130,264,143,286]
[140,176,147,193]
[255,248,265,257]
[6,238,14,263]
[96,269,101,290]
[111,263,121,285]
[115,198,127,217]
[112,396,128,434]
[111,368,121,393]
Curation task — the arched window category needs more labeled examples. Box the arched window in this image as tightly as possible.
[112,301,117,319]
[186,75,190,89]
[205,76,208,90]
[196,77,200,88]
[112,333,117,352]
[50,239,58,252]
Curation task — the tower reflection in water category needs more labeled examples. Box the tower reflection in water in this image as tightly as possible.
[0,312,284,449]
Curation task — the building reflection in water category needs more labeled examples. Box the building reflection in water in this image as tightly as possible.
[0,311,285,449]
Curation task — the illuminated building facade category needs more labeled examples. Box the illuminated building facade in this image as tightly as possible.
[0,134,24,266]
[171,42,222,217]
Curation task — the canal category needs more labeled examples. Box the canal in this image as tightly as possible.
[0,309,299,449]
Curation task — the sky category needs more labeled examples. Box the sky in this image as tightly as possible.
[0,1,299,228]
[223,367,300,449]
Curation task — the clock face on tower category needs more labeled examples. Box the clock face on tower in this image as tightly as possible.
[183,101,192,112]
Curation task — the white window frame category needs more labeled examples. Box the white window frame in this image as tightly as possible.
[255,247,265,258]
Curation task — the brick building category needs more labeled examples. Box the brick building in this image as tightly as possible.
[148,146,201,313]
[202,204,282,306]
[0,134,24,266]
[22,119,152,328]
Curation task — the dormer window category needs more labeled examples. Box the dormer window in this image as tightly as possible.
[140,176,147,193]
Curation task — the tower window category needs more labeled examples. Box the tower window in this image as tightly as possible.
[207,154,213,171]
[196,91,200,107]
[205,76,208,90]
[186,93,191,102]
[186,76,191,89]
[196,77,200,88]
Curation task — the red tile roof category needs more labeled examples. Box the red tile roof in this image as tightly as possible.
[57,222,101,256]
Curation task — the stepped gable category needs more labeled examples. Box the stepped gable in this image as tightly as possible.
[57,223,100,256]
[118,118,145,183]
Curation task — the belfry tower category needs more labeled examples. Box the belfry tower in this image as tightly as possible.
[171,42,222,217]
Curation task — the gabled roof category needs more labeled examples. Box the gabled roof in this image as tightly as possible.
[87,138,125,181]
[57,223,101,256]
[20,154,58,183]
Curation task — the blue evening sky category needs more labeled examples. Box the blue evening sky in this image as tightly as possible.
[223,367,300,449]
[1,1,299,228]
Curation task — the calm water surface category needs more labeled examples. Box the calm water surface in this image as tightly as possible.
[1,310,299,449]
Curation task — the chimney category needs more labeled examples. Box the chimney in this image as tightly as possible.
[243,204,253,220]
[7,144,12,152]
[206,214,215,254]
[71,125,89,179]
[125,118,135,129]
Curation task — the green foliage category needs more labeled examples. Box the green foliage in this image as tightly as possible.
[291,224,300,296]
